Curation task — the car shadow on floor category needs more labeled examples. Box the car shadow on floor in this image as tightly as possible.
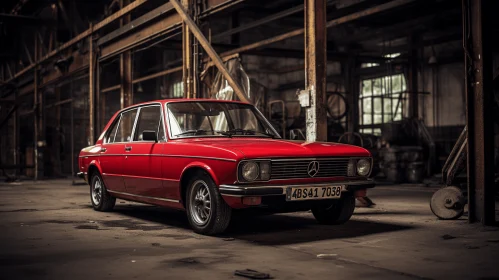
[110,205,414,245]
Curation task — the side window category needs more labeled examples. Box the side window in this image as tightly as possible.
[158,117,166,141]
[104,116,121,144]
[133,106,162,141]
[115,108,138,142]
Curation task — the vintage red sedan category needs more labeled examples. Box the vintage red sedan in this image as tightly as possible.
[78,99,374,235]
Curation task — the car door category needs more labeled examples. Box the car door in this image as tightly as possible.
[100,108,138,192]
[98,113,127,192]
[123,104,164,197]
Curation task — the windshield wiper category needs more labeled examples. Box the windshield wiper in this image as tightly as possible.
[217,129,275,138]
[175,129,211,136]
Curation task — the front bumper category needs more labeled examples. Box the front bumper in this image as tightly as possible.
[219,180,375,197]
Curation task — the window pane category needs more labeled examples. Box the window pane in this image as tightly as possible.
[384,98,392,114]
[115,109,138,142]
[374,114,382,124]
[104,116,121,144]
[373,128,382,136]
[391,75,401,92]
[362,98,372,113]
[384,114,392,123]
[373,98,382,114]
[361,80,372,97]
[157,115,165,142]
[373,78,382,96]
[362,114,372,125]
[133,106,161,141]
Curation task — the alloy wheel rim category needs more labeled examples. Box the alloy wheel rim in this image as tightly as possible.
[92,179,102,205]
[189,180,212,226]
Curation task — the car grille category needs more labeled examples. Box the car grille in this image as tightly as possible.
[270,158,350,180]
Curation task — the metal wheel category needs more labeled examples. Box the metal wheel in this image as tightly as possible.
[430,186,466,220]
[91,177,103,205]
[188,180,212,226]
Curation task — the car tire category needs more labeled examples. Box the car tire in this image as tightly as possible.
[186,172,232,235]
[90,172,116,212]
[311,194,355,225]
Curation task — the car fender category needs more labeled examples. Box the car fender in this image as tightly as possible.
[180,161,220,186]
[87,159,103,177]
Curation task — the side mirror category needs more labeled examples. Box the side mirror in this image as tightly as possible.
[142,130,158,142]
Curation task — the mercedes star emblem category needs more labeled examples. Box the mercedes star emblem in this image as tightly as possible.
[307,161,320,177]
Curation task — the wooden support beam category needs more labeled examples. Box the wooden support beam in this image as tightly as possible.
[218,0,415,58]
[3,0,147,84]
[170,0,249,103]
[182,0,194,98]
[463,0,496,225]
[304,0,327,142]
[89,24,95,144]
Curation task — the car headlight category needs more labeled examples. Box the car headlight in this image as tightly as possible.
[356,159,371,176]
[242,162,259,181]
[239,160,271,182]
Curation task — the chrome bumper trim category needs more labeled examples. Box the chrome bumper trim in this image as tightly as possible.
[219,180,375,197]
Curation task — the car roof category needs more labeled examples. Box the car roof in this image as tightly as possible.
[128,98,250,108]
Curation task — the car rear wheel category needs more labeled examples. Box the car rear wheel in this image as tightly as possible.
[90,172,116,212]
[186,173,231,235]
[311,194,355,225]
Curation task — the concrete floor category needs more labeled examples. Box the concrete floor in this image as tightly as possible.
[0,180,498,280]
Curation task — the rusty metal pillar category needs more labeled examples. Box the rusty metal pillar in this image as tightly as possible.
[182,0,194,99]
[120,0,133,108]
[345,56,358,133]
[304,0,327,142]
[89,24,95,144]
[408,33,420,118]
[33,34,43,180]
[463,0,496,225]
[170,0,249,103]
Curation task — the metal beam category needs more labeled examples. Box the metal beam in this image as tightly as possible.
[212,4,303,40]
[463,0,496,225]
[408,33,420,118]
[304,0,327,142]
[170,0,250,103]
[218,0,415,58]
[97,2,175,46]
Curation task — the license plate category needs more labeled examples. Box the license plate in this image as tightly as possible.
[286,186,343,201]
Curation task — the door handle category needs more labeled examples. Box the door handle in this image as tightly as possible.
[125,146,132,151]
[100,148,107,152]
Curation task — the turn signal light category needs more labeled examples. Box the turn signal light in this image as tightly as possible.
[242,196,262,206]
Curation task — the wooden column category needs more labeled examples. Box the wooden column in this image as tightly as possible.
[463,0,496,225]
[304,0,327,142]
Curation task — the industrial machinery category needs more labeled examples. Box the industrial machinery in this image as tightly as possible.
[430,126,468,220]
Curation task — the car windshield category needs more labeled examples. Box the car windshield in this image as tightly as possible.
[166,101,281,139]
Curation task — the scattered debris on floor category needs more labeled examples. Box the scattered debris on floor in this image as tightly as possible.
[317,254,338,259]
[441,234,456,240]
[223,237,235,241]
[151,243,160,247]
[234,269,272,279]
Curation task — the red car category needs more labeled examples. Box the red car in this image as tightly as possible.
[78,99,374,235]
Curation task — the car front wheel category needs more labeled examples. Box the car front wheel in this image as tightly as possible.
[90,172,116,211]
[311,194,355,225]
[186,173,232,235]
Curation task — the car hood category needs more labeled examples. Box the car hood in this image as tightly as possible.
[176,138,371,159]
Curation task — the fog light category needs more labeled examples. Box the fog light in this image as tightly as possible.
[242,196,262,206]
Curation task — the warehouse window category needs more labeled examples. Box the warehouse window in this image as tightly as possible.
[359,73,407,135]
[171,82,184,98]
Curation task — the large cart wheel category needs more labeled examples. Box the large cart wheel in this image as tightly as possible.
[430,186,466,220]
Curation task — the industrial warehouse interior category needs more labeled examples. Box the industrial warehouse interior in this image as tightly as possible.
[1,0,499,279]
